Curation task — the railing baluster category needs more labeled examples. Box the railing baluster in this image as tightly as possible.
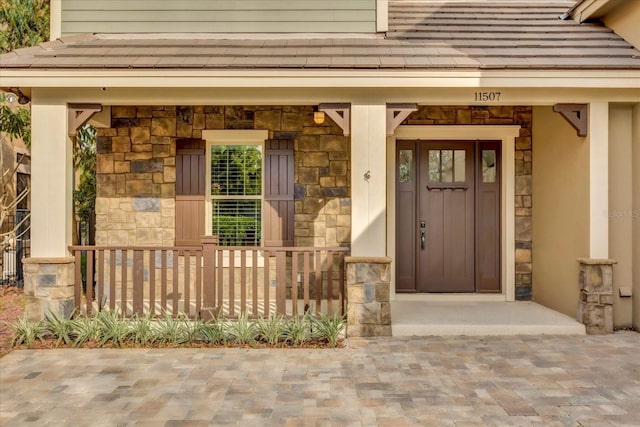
[276,250,286,315]
[315,250,322,314]
[184,250,191,317]
[252,249,258,317]
[121,249,127,316]
[74,250,82,313]
[195,251,202,319]
[109,250,116,311]
[263,250,270,318]
[149,250,156,317]
[303,252,310,313]
[133,250,143,316]
[217,249,223,315]
[291,252,299,317]
[339,252,345,316]
[161,250,167,314]
[86,249,94,317]
[172,250,179,316]
[97,250,104,313]
[327,250,334,315]
[228,250,235,317]
[240,250,247,315]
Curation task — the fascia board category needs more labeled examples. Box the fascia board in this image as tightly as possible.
[1,69,639,89]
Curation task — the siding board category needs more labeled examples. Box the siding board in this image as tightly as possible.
[62,0,376,34]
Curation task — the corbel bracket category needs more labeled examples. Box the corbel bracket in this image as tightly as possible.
[553,104,588,137]
[68,103,102,136]
[387,103,418,135]
[319,103,350,136]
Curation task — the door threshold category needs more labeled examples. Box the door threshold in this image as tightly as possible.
[392,293,506,302]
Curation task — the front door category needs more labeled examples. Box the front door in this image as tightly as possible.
[395,140,501,293]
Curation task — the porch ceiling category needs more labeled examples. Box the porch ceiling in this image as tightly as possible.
[1,1,639,72]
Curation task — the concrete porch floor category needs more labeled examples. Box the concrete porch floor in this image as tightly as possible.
[391,301,586,336]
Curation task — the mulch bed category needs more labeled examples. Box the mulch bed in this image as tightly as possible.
[0,286,25,357]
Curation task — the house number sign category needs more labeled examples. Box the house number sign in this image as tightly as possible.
[474,92,502,101]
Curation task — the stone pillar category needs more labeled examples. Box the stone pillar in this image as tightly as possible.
[577,258,616,334]
[23,257,75,320]
[345,256,392,337]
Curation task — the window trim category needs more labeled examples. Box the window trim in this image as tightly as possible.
[202,130,269,242]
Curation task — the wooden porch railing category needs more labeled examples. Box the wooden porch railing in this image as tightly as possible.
[69,240,348,319]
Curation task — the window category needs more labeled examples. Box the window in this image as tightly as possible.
[210,144,262,246]
[203,130,269,247]
[428,149,466,183]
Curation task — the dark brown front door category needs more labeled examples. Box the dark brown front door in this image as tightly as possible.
[395,140,501,293]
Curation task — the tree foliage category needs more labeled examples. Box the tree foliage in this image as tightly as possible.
[0,0,50,53]
[73,124,97,222]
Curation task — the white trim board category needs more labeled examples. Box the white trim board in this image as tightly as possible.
[386,125,521,302]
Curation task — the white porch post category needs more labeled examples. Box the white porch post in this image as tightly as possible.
[30,96,74,257]
[23,93,75,320]
[589,101,609,258]
[350,104,387,257]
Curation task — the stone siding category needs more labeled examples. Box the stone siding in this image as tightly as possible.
[403,106,534,300]
[95,106,350,249]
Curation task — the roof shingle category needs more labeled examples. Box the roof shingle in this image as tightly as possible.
[1,1,639,71]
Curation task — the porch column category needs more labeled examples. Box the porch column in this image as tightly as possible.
[589,101,609,258]
[23,94,75,319]
[350,103,387,256]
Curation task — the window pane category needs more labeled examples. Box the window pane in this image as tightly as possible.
[454,150,465,182]
[211,145,262,196]
[441,150,453,182]
[428,150,440,182]
[399,149,413,183]
[482,150,496,183]
[212,199,261,246]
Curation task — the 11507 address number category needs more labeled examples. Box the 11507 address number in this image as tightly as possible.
[474,92,501,101]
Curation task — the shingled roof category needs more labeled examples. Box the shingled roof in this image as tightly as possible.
[1,1,639,70]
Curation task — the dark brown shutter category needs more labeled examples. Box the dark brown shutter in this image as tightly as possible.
[264,139,294,247]
[175,139,206,246]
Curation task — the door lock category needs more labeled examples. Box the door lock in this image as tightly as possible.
[420,221,426,229]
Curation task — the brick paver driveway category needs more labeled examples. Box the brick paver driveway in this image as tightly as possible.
[1,332,639,426]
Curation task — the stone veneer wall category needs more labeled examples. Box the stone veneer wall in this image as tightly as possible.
[403,106,533,300]
[95,106,350,248]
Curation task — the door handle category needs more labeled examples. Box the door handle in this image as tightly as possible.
[421,231,425,250]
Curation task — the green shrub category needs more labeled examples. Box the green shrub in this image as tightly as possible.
[5,314,46,348]
[226,312,256,345]
[44,311,75,346]
[255,315,286,346]
[311,313,346,347]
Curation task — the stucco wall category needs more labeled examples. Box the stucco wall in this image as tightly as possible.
[532,106,590,318]
[602,0,640,49]
[94,105,350,249]
[608,105,634,328]
[633,104,640,331]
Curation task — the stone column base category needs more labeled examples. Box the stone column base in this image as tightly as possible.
[345,256,392,337]
[577,258,616,335]
[23,257,75,321]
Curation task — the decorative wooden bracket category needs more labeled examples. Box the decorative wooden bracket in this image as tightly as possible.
[319,103,350,136]
[68,103,102,136]
[387,103,418,135]
[553,104,588,137]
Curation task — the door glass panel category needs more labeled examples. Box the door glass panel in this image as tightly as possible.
[482,150,496,183]
[454,150,466,182]
[441,150,453,182]
[428,150,440,182]
[399,149,413,183]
